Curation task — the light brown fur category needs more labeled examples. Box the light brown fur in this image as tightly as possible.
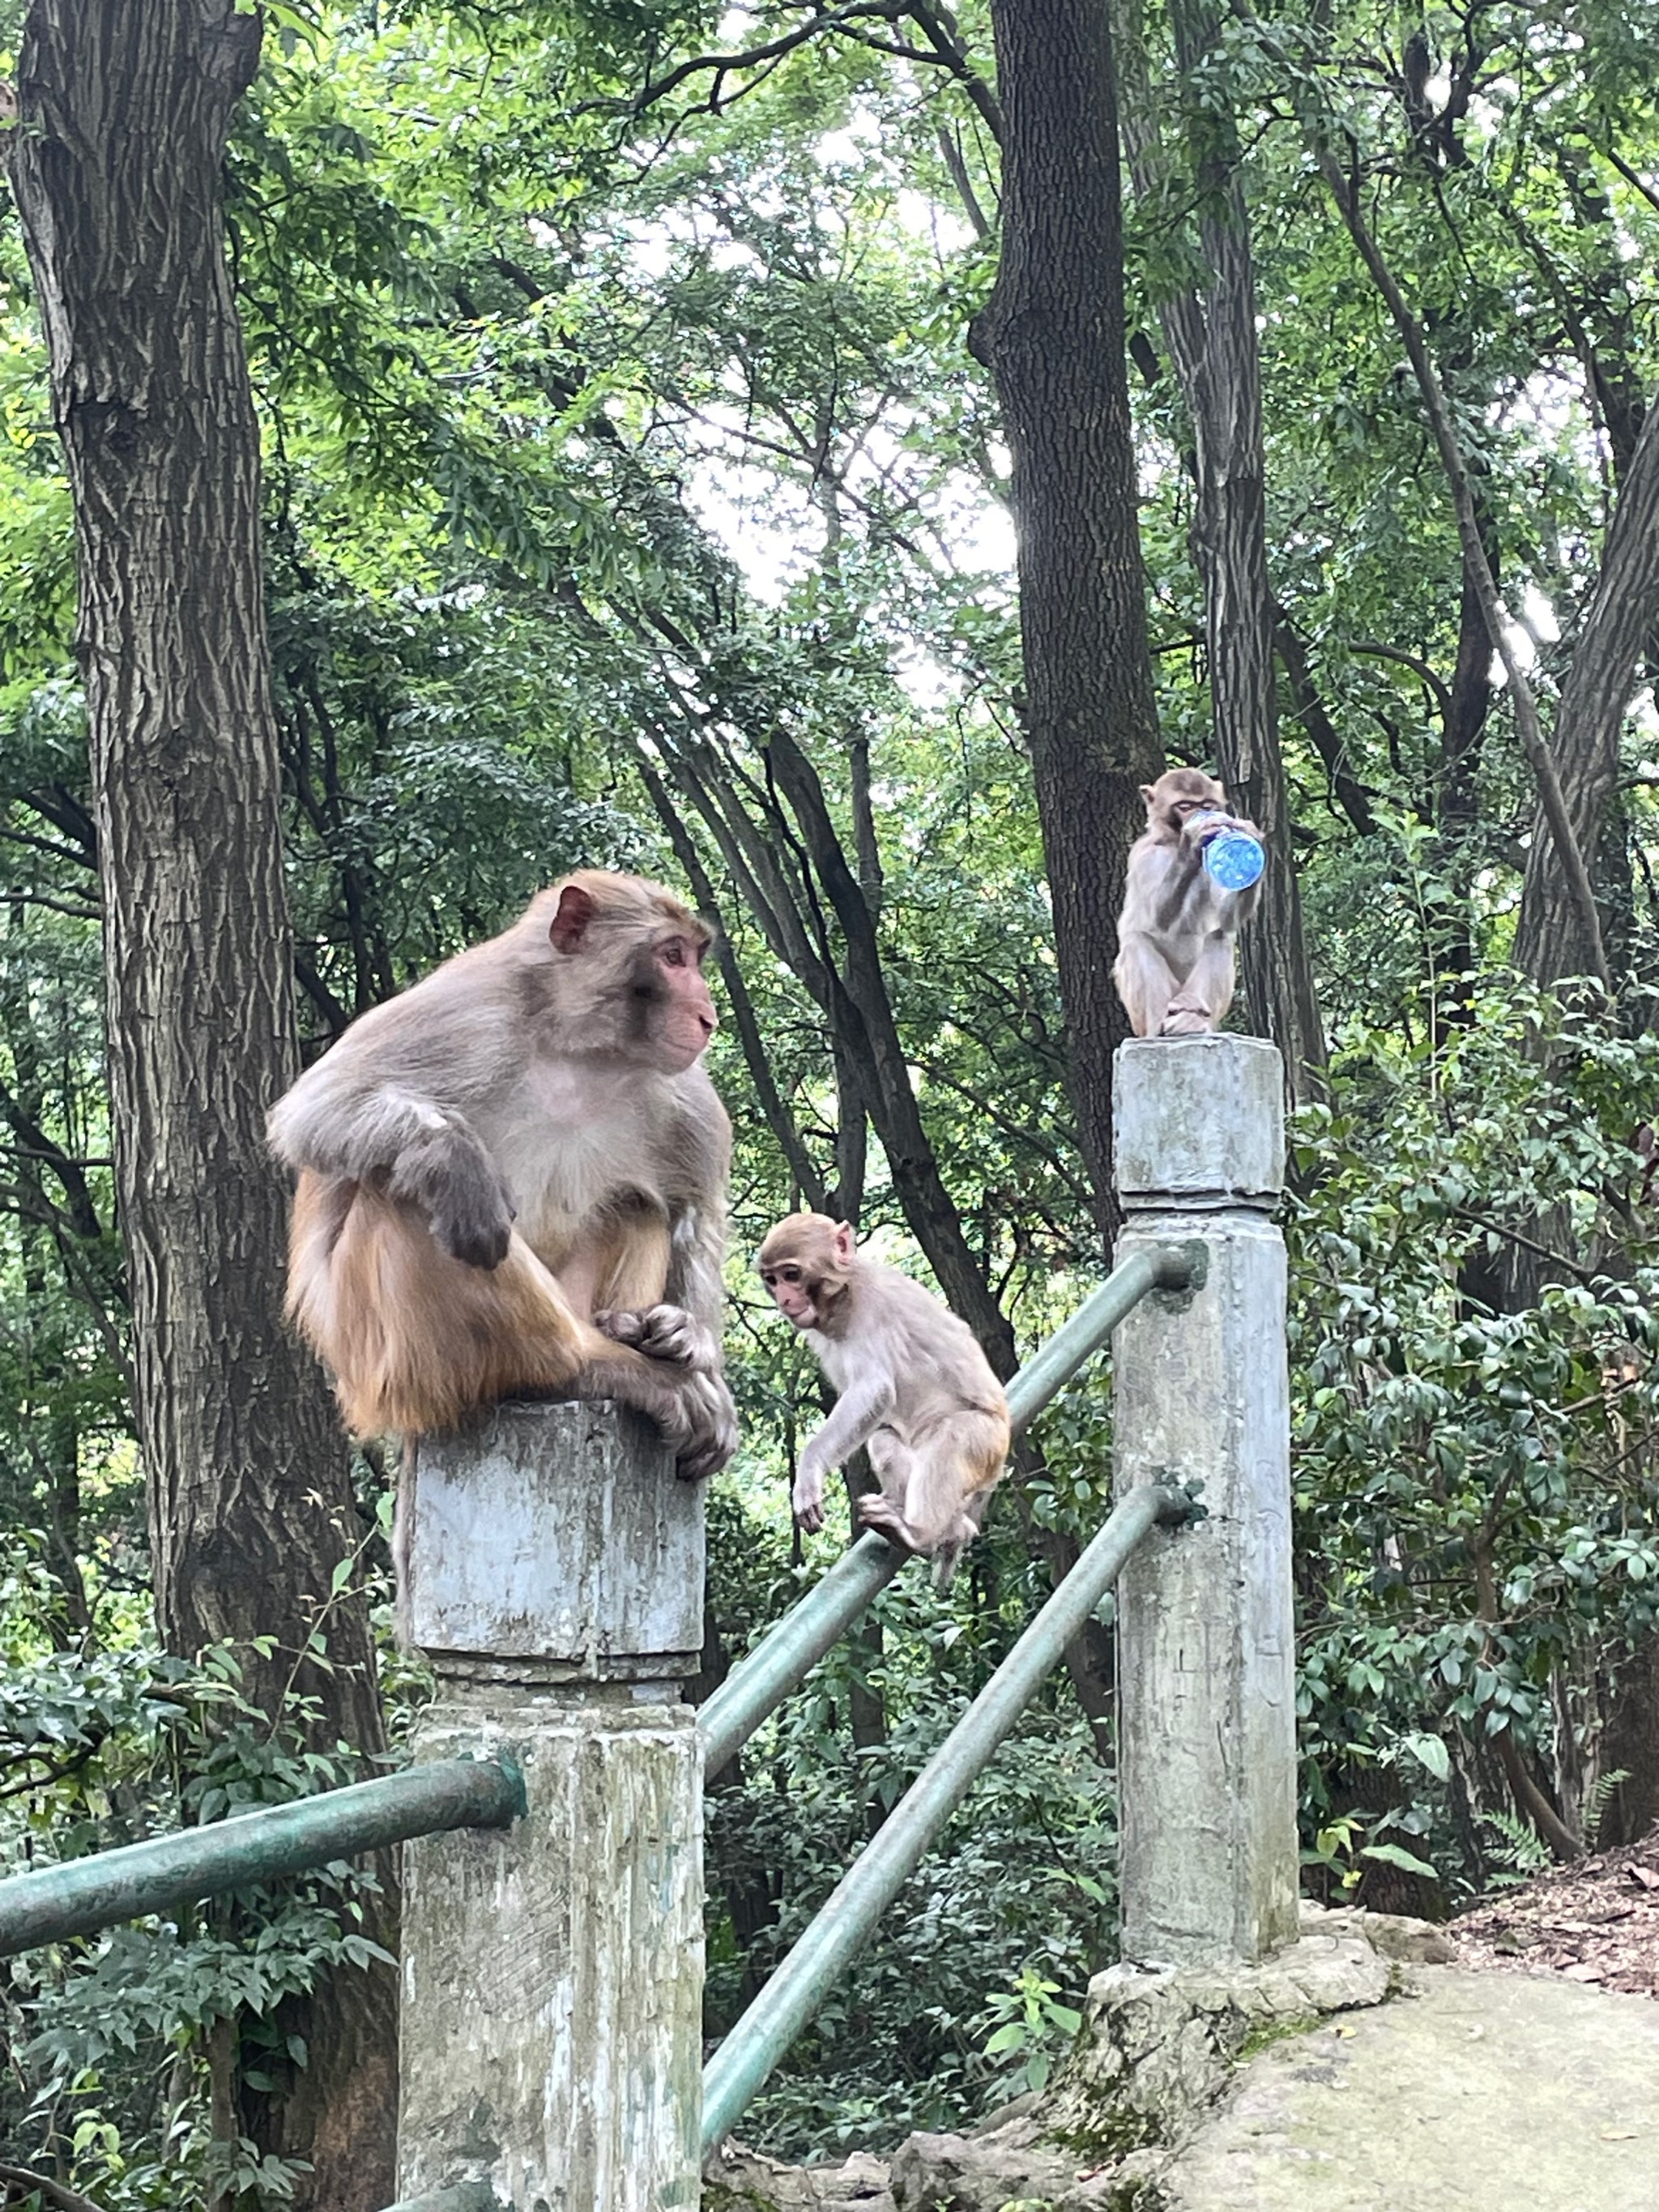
[270,870,736,1477]
[1112,769,1262,1038]
[758,1212,1009,1589]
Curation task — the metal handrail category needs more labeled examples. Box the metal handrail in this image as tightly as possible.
[701,1478,1194,2149]
[697,1242,1203,1775]
[0,1757,525,1959]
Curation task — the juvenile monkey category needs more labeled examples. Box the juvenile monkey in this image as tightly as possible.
[267,869,736,1480]
[757,1213,1009,1589]
[1113,768,1263,1038]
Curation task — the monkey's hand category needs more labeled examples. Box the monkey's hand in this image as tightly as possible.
[388,1127,516,1270]
[663,1369,738,1484]
[792,1459,826,1533]
[594,1303,719,1373]
[1183,809,1260,848]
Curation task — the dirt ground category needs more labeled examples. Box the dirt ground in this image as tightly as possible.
[1450,1834,1659,1997]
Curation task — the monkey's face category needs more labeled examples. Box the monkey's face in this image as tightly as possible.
[1140,769,1226,837]
[630,930,719,1073]
[760,1258,821,1329]
[757,1214,857,1332]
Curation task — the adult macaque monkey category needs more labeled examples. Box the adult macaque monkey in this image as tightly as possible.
[1113,768,1263,1038]
[757,1213,1009,1588]
[267,870,736,1481]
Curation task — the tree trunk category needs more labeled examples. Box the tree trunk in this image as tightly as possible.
[969,0,1164,1234]
[1118,0,1326,1100]
[1514,398,1659,988]
[1596,1629,1659,1848]
[10,8,394,2204]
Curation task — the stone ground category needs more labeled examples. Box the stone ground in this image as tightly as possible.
[709,1850,1659,2210]
[1158,1965,1659,2212]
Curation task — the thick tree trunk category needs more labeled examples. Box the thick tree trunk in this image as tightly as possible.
[1514,399,1659,989]
[1118,0,1326,1100]
[969,0,1164,1233]
[1596,1630,1659,1848]
[10,7,394,2205]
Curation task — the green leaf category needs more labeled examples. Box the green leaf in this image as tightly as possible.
[1361,1842,1439,1881]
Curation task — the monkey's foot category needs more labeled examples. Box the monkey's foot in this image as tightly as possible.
[1158,1006,1218,1036]
[660,1369,738,1484]
[594,1303,716,1372]
[855,1493,919,1551]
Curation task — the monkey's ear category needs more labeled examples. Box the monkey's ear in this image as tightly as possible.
[1139,784,1157,806]
[549,883,598,954]
[832,1222,856,1268]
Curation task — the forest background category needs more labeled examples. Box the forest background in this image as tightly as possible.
[2,1,1659,2207]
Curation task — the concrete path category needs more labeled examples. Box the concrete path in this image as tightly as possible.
[1162,1967,1659,2212]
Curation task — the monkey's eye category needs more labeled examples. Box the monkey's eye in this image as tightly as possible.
[661,941,688,968]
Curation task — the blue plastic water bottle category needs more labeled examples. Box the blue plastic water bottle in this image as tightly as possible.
[1197,816,1265,891]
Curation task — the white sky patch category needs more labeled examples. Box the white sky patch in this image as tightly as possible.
[893,644,966,708]
[1491,623,1536,682]
[1491,581,1562,681]
[1520,581,1560,642]
[894,188,975,254]
[958,498,1017,571]
[817,122,877,170]
[683,463,812,605]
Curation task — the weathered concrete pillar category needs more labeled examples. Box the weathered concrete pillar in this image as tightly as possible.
[1112,1034,1298,1966]
[395,1402,704,2211]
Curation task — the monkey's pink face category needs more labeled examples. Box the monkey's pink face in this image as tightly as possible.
[760,1262,819,1330]
[649,933,719,1072]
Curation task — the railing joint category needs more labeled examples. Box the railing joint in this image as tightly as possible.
[488,1751,528,1826]
[1152,1476,1208,1529]
[1152,1239,1209,1299]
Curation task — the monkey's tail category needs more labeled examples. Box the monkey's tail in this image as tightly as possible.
[930,1544,963,1595]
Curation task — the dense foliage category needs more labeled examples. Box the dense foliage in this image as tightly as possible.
[2,0,1658,2197]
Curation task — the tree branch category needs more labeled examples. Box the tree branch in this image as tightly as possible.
[1311,135,1611,989]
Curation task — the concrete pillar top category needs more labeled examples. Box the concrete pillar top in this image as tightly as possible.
[407,1400,705,1681]
[1113,1035,1285,1210]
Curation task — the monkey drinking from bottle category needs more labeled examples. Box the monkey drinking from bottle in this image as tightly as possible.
[1113,768,1263,1038]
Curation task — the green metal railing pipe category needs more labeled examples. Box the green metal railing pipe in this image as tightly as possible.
[697,1244,1201,1777]
[1003,1241,1201,1433]
[700,1479,1190,2150]
[0,1757,525,1960]
[699,1530,904,1776]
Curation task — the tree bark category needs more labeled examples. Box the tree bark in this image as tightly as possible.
[1596,1629,1659,1848]
[1514,398,1659,988]
[968,0,1164,1235]
[9,7,394,2204]
[1116,0,1326,1100]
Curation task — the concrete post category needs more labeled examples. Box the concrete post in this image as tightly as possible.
[394,1402,704,2212]
[1111,1035,1298,1966]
